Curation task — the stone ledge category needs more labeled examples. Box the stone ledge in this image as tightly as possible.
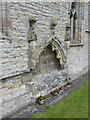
[0,70,30,81]
[85,30,90,33]
[70,40,84,47]
[70,43,84,47]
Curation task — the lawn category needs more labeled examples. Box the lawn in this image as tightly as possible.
[31,80,88,118]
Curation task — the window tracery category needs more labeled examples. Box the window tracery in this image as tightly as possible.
[69,2,84,44]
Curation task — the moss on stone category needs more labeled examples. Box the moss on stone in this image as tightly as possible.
[65,32,69,41]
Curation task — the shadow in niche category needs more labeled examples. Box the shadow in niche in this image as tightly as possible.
[32,45,62,76]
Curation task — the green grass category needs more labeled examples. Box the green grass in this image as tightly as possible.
[31,80,88,118]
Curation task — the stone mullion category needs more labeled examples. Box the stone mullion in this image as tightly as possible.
[75,5,78,40]
[1,2,6,35]
[1,2,4,34]
[0,2,2,34]
[6,1,8,36]
[0,2,10,37]
[71,16,74,40]
[79,5,82,42]
[77,4,80,41]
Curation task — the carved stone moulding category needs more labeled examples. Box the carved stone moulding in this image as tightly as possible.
[35,36,67,70]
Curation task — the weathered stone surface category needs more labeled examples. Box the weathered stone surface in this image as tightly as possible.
[0,2,88,118]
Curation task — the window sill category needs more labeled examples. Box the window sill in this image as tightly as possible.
[85,30,90,33]
[70,40,84,47]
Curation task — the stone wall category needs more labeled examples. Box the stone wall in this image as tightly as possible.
[67,2,88,79]
[0,2,69,79]
[0,2,69,118]
[0,2,88,119]
[0,69,69,118]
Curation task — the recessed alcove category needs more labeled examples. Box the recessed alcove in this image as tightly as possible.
[32,45,61,75]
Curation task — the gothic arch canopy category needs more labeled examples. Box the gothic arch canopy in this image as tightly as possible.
[28,35,67,70]
[36,35,67,69]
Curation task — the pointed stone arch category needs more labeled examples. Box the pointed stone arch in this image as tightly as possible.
[28,35,67,73]
[36,36,67,69]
